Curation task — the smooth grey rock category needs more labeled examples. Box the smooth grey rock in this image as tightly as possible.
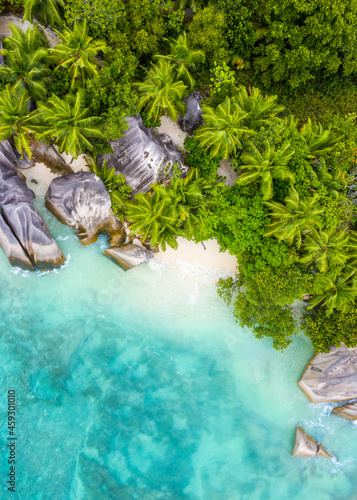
[332,402,357,420]
[98,114,188,195]
[2,202,65,270]
[45,172,126,246]
[30,141,73,175]
[298,344,357,404]
[0,155,35,207]
[291,427,334,458]
[104,243,153,271]
[0,213,34,270]
[178,92,203,134]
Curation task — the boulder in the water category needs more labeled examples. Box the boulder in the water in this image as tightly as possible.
[178,92,203,134]
[104,243,153,271]
[45,171,126,246]
[298,344,357,404]
[97,114,188,195]
[291,427,334,458]
[332,402,357,420]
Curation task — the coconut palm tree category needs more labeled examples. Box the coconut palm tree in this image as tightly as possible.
[300,118,341,158]
[50,21,107,88]
[195,97,254,159]
[312,158,348,201]
[2,24,47,54]
[155,32,205,91]
[264,188,323,248]
[307,267,357,316]
[173,0,203,12]
[125,191,179,251]
[235,86,285,129]
[0,49,50,101]
[23,0,64,27]
[299,228,350,273]
[236,140,294,200]
[35,90,103,158]
[0,85,37,159]
[137,60,186,123]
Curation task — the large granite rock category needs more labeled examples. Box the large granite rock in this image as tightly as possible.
[98,114,188,195]
[291,427,334,458]
[298,344,357,404]
[30,141,73,175]
[178,92,203,134]
[332,402,357,420]
[45,172,126,246]
[0,140,65,270]
[104,243,153,271]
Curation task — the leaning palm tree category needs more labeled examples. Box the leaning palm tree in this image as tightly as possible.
[125,191,179,251]
[195,97,254,159]
[264,188,323,248]
[35,90,103,158]
[2,24,47,54]
[235,86,285,129]
[299,228,350,273]
[50,21,107,88]
[236,140,295,200]
[155,32,205,91]
[0,85,37,158]
[307,267,357,316]
[137,60,186,123]
[300,118,341,158]
[0,48,49,101]
[23,0,64,27]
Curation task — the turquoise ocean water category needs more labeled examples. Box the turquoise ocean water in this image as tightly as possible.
[1,198,357,500]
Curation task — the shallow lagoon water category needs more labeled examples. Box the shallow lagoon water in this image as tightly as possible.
[1,200,357,499]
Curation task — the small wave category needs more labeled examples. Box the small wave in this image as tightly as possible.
[10,254,71,277]
[56,235,69,242]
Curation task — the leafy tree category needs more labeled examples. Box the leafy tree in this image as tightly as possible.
[307,266,357,316]
[236,140,294,200]
[299,228,350,274]
[35,90,104,158]
[0,84,36,158]
[50,21,107,88]
[23,0,64,26]
[195,97,254,159]
[184,136,220,179]
[264,188,323,248]
[173,0,203,13]
[155,32,205,91]
[136,60,186,123]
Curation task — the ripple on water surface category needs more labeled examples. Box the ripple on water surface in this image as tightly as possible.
[0,199,357,500]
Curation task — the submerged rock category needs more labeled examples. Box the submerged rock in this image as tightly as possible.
[178,92,203,134]
[104,243,154,271]
[298,344,357,404]
[97,114,188,195]
[291,427,334,458]
[332,402,357,420]
[45,172,126,246]
[0,140,65,270]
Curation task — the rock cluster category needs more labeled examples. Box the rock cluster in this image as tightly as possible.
[97,114,188,195]
[291,427,334,458]
[0,140,65,270]
[178,92,203,134]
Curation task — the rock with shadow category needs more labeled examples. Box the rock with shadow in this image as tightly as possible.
[178,92,203,135]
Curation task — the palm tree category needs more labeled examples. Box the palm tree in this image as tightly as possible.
[236,140,294,200]
[50,22,107,88]
[300,118,341,158]
[312,158,348,201]
[23,0,64,27]
[125,191,179,251]
[0,85,37,159]
[235,86,285,129]
[137,60,186,123]
[195,97,254,159]
[155,32,205,91]
[299,228,350,273]
[0,49,49,102]
[173,0,202,13]
[307,267,357,316]
[2,24,47,54]
[35,90,103,158]
[264,188,323,248]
